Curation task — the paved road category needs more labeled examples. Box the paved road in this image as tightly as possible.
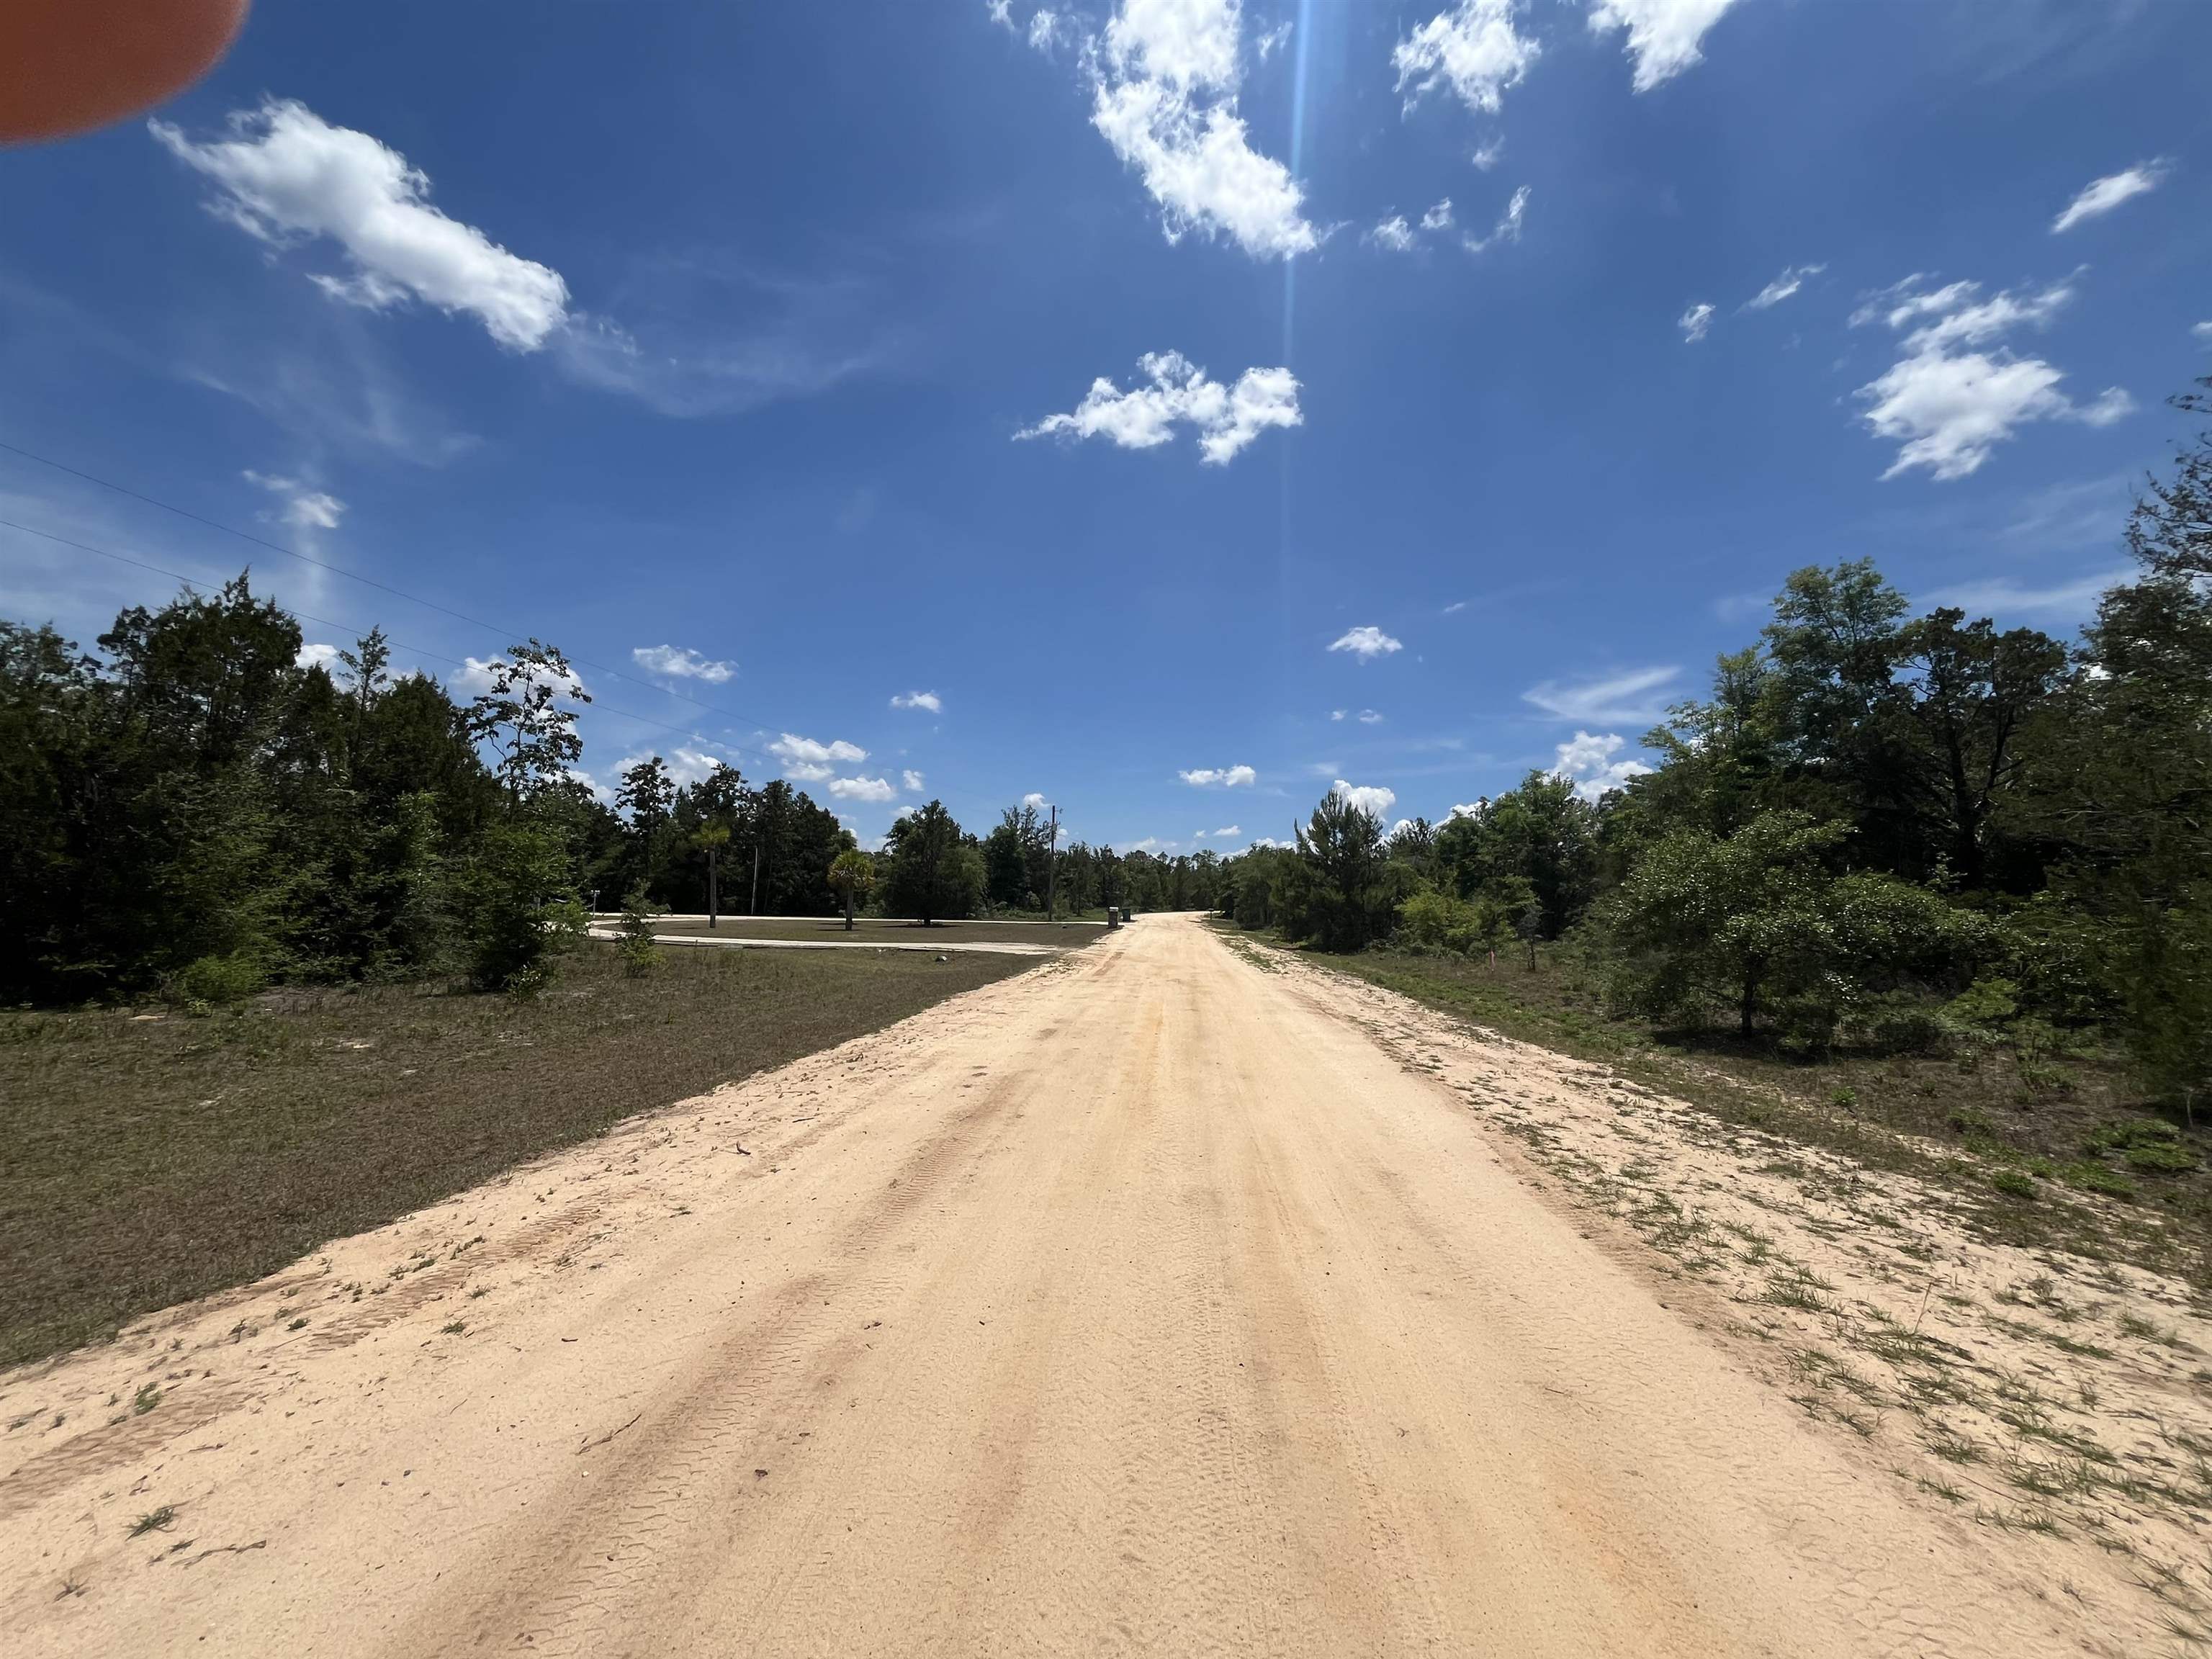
[1,917,2079,1656]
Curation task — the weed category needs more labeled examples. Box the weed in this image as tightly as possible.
[129,1506,176,1536]
[1989,1167,2038,1201]
[130,1382,160,1415]
[439,1319,467,1336]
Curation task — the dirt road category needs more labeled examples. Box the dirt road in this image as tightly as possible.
[1,917,2110,1655]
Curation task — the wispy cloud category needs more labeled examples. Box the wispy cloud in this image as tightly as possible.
[1678,302,1714,343]
[2051,160,2170,234]
[1745,262,1825,311]
[1522,665,1679,724]
[890,689,943,712]
[1926,567,2128,619]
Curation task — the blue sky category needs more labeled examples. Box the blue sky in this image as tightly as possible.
[3,0,2208,852]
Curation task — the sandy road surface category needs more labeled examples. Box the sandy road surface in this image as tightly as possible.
[3,917,2103,1656]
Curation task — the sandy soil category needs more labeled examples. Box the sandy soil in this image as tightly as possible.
[3,915,2195,1656]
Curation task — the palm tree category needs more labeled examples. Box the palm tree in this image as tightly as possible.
[692,821,732,928]
[828,848,876,931]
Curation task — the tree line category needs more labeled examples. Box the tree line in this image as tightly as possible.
[1217,377,2212,1108]
[0,579,1236,1004]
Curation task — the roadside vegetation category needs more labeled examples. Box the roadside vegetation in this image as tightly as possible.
[1215,377,2212,1285]
[0,944,1029,1368]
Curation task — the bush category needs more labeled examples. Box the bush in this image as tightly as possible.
[171,950,264,1007]
[1990,1167,2039,1200]
[615,888,662,978]
[459,817,586,993]
[2083,1118,2198,1174]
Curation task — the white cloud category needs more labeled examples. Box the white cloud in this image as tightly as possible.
[1523,665,1679,723]
[1089,0,1316,260]
[1855,276,2132,480]
[452,654,588,701]
[1369,215,1418,252]
[1210,824,1241,837]
[1470,138,1505,171]
[2051,161,2170,234]
[1331,779,1398,819]
[660,747,727,789]
[1256,21,1292,60]
[1588,0,1745,91]
[243,469,346,533]
[1551,729,1652,801]
[1448,801,1484,821]
[1745,262,1825,310]
[1442,599,1468,615]
[1022,791,1048,809]
[1463,184,1530,253]
[297,641,342,673]
[2196,321,2212,344]
[1394,1,1540,117]
[770,732,867,782]
[1017,349,1300,465]
[1330,709,1347,721]
[1421,199,1455,232]
[987,0,1013,26]
[1678,302,1714,343]
[890,689,943,712]
[1028,8,1066,52]
[631,644,736,683]
[1180,764,1257,787]
[902,769,927,792]
[827,775,897,803]
[150,99,569,351]
[1357,709,1384,724]
[1328,625,1403,660]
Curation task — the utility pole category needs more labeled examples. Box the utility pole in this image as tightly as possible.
[1046,804,1060,920]
[750,840,762,917]
[706,845,719,930]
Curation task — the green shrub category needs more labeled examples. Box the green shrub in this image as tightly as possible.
[459,817,585,993]
[1989,1167,2038,1200]
[616,889,662,979]
[2082,1118,2196,1173]
[171,951,264,1007]
[2060,1161,2137,1199]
